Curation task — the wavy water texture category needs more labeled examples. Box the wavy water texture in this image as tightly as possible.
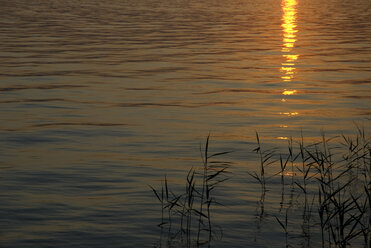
[0,0,370,247]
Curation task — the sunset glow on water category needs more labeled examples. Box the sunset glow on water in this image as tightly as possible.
[281,0,298,82]
[0,0,370,247]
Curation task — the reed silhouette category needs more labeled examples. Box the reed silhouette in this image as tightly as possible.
[151,135,231,248]
[152,126,370,247]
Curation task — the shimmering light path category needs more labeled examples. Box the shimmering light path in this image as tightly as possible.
[281,0,299,82]
[0,0,370,247]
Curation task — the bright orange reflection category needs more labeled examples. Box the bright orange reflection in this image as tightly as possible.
[282,89,297,95]
[281,0,298,82]
[280,112,299,116]
[279,0,299,124]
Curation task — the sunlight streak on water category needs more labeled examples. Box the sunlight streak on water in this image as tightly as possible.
[278,0,300,134]
[281,0,299,82]
[0,0,370,247]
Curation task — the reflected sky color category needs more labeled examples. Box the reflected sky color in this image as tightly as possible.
[0,0,369,246]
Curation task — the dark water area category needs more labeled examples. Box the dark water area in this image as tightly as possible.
[0,0,370,247]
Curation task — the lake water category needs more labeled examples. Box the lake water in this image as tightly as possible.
[0,0,370,247]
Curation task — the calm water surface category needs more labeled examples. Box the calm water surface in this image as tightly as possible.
[0,0,370,247]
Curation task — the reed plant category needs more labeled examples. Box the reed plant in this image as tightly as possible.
[279,128,369,247]
[247,127,369,247]
[275,208,289,248]
[150,135,231,247]
[151,126,370,247]
[248,132,277,192]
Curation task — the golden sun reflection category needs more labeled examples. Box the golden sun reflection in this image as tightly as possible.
[280,171,296,176]
[280,112,299,117]
[281,0,299,82]
[279,0,299,129]
[282,89,297,95]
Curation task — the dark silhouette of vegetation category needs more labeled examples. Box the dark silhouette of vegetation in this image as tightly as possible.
[151,135,232,247]
[151,126,370,247]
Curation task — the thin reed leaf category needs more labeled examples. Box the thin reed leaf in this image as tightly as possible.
[149,185,162,203]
